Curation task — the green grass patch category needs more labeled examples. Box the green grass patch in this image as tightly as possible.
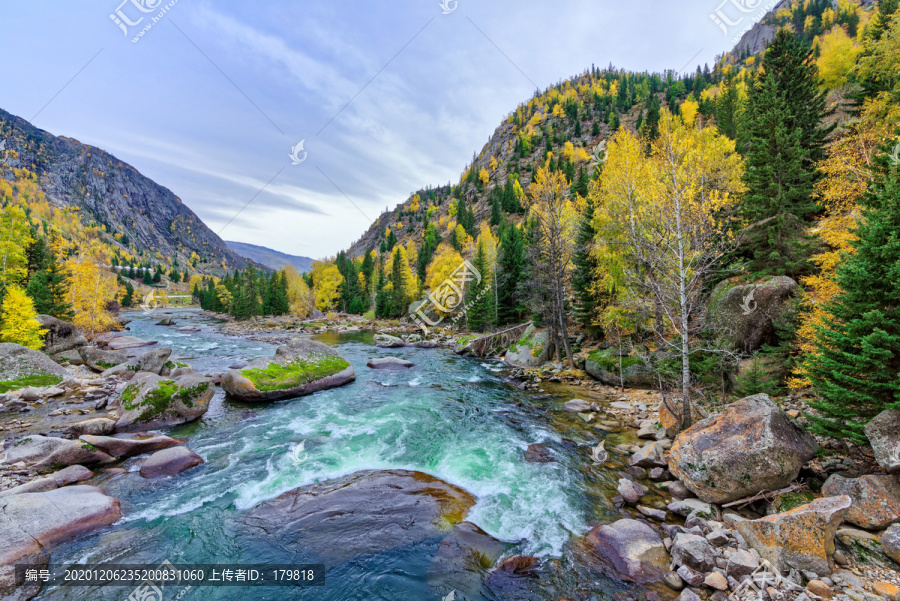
[242,355,350,392]
[0,373,63,393]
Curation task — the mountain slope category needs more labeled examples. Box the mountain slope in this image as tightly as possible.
[0,108,247,274]
[226,241,314,273]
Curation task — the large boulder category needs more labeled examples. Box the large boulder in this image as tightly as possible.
[0,465,93,496]
[221,338,355,402]
[241,470,475,563]
[0,435,113,473]
[37,315,86,355]
[139,446,203,478]
[822,474,900,530]
[0,485,121,598]
[865,409,900,475]
[671,533,717,572]
[504,326,550,368]
[78,346,128,372]
[124,347,173,375]
[584,349,656,389]
[68,418,117,436]
[659,398,706,438]
[0,343,69,393]
[668,394,818,504]
[883,524,900,566]
[114,372,213,431]
[80,433,182,458]
[734,495,851,576]
[708,276,798,353]
[585,518,670,584]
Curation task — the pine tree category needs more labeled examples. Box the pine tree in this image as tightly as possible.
[497,224,528,325]
[467,234,496,332]
[0,285,46,349]
[805,134,900,441]
[26,257,73,320]
[738,73,817,276]
[572,194,601,332]
[760,28,832,169]
[716,70,739,140]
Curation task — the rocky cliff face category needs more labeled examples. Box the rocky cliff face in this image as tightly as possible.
[0,108,246,273]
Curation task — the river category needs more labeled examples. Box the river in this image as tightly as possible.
[36,309,655,601]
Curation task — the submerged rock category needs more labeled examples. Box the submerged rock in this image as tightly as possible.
[115,372,213,431]
[524,443,554,463]
[221,338,355,402]
[585,518,670,584]
[668,394,818,504]
[0,343,69,393]
[734,495,851,576]
[366,357,414,369]
[241,470,475,562]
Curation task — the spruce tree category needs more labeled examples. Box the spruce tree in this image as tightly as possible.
[497,224,527,325]
[572,194,601,332]
[806,134,900,441]
[739,73,817,276]
[467,236,496,332]
[760,28,832,169]
[26,258,73,320]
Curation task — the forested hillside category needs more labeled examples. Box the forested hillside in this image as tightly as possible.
[266,0,900,440]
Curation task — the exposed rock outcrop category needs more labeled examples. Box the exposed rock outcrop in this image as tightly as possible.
[0,343,69,393]
[707,276,798,353]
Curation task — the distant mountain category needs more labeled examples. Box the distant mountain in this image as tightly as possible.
[0,108,248,275]
[226,241,314,273]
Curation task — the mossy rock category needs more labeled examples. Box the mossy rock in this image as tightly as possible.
[0,343,69,393]
[115,372,214,432]
[584,349,657,389]
[707,276,798,354]
[221,338,355,402]
[504,326,550,368]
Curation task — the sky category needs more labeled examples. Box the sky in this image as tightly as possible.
[0,0,765,259]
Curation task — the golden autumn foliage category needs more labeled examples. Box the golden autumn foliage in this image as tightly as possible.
[310,261,343,311]
[0,285,46,349]
[815,26,860,88]
[789,104,900,389]
[426,243,464,292]
[284,266,315,317]
[66,254,120,337]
